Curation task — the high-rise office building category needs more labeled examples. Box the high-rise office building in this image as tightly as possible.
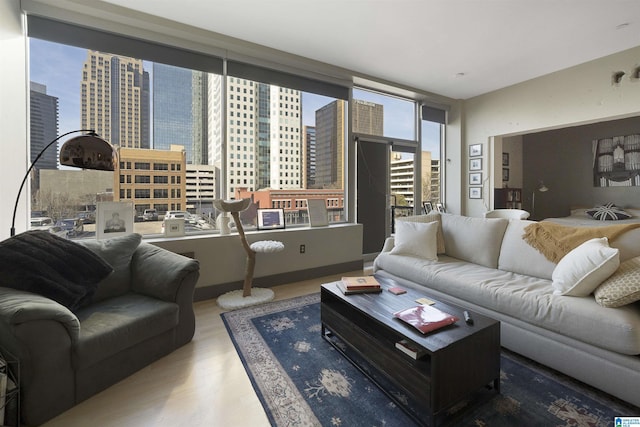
[30,82,58,171]
[352,99,383,135]
[80,50,150,148]
[210,77,302,199]
[153,64,208,164]
[303,126,316,188]
[314,100,345,189]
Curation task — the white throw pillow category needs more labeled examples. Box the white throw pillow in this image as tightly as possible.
[551,237,620,296]
[391,220,438,261]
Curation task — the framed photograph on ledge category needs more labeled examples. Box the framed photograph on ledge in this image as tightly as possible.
[96,201,134,239]
[164,218,185,237]
[257,208,286,230]
[423,201,433,214]
[307,199,329,227]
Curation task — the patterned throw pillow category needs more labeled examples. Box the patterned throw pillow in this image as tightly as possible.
[594,256,640,307]
[586,203,632,221]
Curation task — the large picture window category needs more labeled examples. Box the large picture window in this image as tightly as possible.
[27,17,350,238]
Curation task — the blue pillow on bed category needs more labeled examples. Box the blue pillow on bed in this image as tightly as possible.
[586,203,632,221]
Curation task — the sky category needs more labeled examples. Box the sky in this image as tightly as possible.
[29,38,440,158]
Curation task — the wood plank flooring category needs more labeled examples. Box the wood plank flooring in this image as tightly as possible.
[42,270,364,427]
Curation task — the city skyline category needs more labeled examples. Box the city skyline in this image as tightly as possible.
[29,38,440,158]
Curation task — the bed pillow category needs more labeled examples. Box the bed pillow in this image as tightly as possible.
[391,220,438,261]
[551,237,620,296]
[593,256,640,307]
[586,203,632,221]
[0,230,113,311]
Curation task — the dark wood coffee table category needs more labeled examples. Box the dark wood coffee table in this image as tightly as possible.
[321,275,500,426]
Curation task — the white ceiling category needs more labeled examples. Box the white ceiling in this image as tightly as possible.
[103,0,640,99]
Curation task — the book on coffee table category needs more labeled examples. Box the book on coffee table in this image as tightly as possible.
[393,304,459,334]
[338,276,382,294]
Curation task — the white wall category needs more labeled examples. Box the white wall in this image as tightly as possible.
[0,0,28,240]
[461,45,640,217]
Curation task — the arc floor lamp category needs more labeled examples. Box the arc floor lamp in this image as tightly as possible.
[11,130,116,236]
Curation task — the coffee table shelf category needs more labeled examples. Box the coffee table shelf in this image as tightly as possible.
[321,277,500,426]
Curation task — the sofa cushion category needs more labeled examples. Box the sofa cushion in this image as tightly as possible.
[78,233,142,302]
[594,256,640,307]
[391,220,438,260]
[498,220,556,280]
[0,230,113,311]
[551,237,620,297]
[440,214,508,268]
[396,212,445,254]
[73,293,179,369]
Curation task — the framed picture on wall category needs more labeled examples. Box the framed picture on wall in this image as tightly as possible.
[469,144,483,157]
[469,187,482,199]
[502,152,509,166]
[502,168,510,182]
[469,158,482,171]
[469,172,482,185]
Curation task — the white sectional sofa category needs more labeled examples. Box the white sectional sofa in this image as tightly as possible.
[373,213,640,407]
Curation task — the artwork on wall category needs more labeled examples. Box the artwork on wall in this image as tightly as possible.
[502,152,509,166]
[469,172,482,185]
[469,187,482,199]
[593,134,640,187]
[502,168,510,182]
[469,158,482,171]
[469,144,483,157]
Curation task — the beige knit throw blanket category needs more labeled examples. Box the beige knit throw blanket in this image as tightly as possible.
[522,222,640,263]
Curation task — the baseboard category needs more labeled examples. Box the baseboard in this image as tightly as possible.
[193,259,363,301]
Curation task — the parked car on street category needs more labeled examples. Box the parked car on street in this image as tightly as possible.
[142,209,158,221]
[30,217,54,230]
[77,211,96,224]
[55,218,84,237]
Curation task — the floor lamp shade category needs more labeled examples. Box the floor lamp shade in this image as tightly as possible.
[10,130,115,236]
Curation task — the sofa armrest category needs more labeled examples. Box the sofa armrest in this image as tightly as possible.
[381,236,395,253]
[130,243,199,303]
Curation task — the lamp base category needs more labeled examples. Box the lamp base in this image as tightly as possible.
[217,287,275,310]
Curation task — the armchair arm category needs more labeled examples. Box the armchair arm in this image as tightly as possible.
[130,243,199,302]
[131,243,199,346]
[0,287,80,343]
[0,288,79,425]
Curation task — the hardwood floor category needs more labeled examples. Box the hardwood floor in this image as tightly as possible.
[42,270,364,427]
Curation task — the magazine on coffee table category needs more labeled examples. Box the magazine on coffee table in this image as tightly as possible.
[393,304,459,334]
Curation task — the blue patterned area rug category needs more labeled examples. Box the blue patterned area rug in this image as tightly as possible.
[221,293,639,426]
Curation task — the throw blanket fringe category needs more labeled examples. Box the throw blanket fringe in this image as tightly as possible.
[522,222,640,263]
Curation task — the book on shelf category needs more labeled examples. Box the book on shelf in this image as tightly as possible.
[337,280,382,295]
[395,339,427,360]
[393,304,459,334]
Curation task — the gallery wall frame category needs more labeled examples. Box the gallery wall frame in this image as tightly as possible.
[502,168,510,182]
[502,152,510,166]
[469,187,482,199]
[469,158,482,171]
[469,144,483,157]
[469,172,483,185]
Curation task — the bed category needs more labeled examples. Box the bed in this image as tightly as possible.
[544,207,640,226]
